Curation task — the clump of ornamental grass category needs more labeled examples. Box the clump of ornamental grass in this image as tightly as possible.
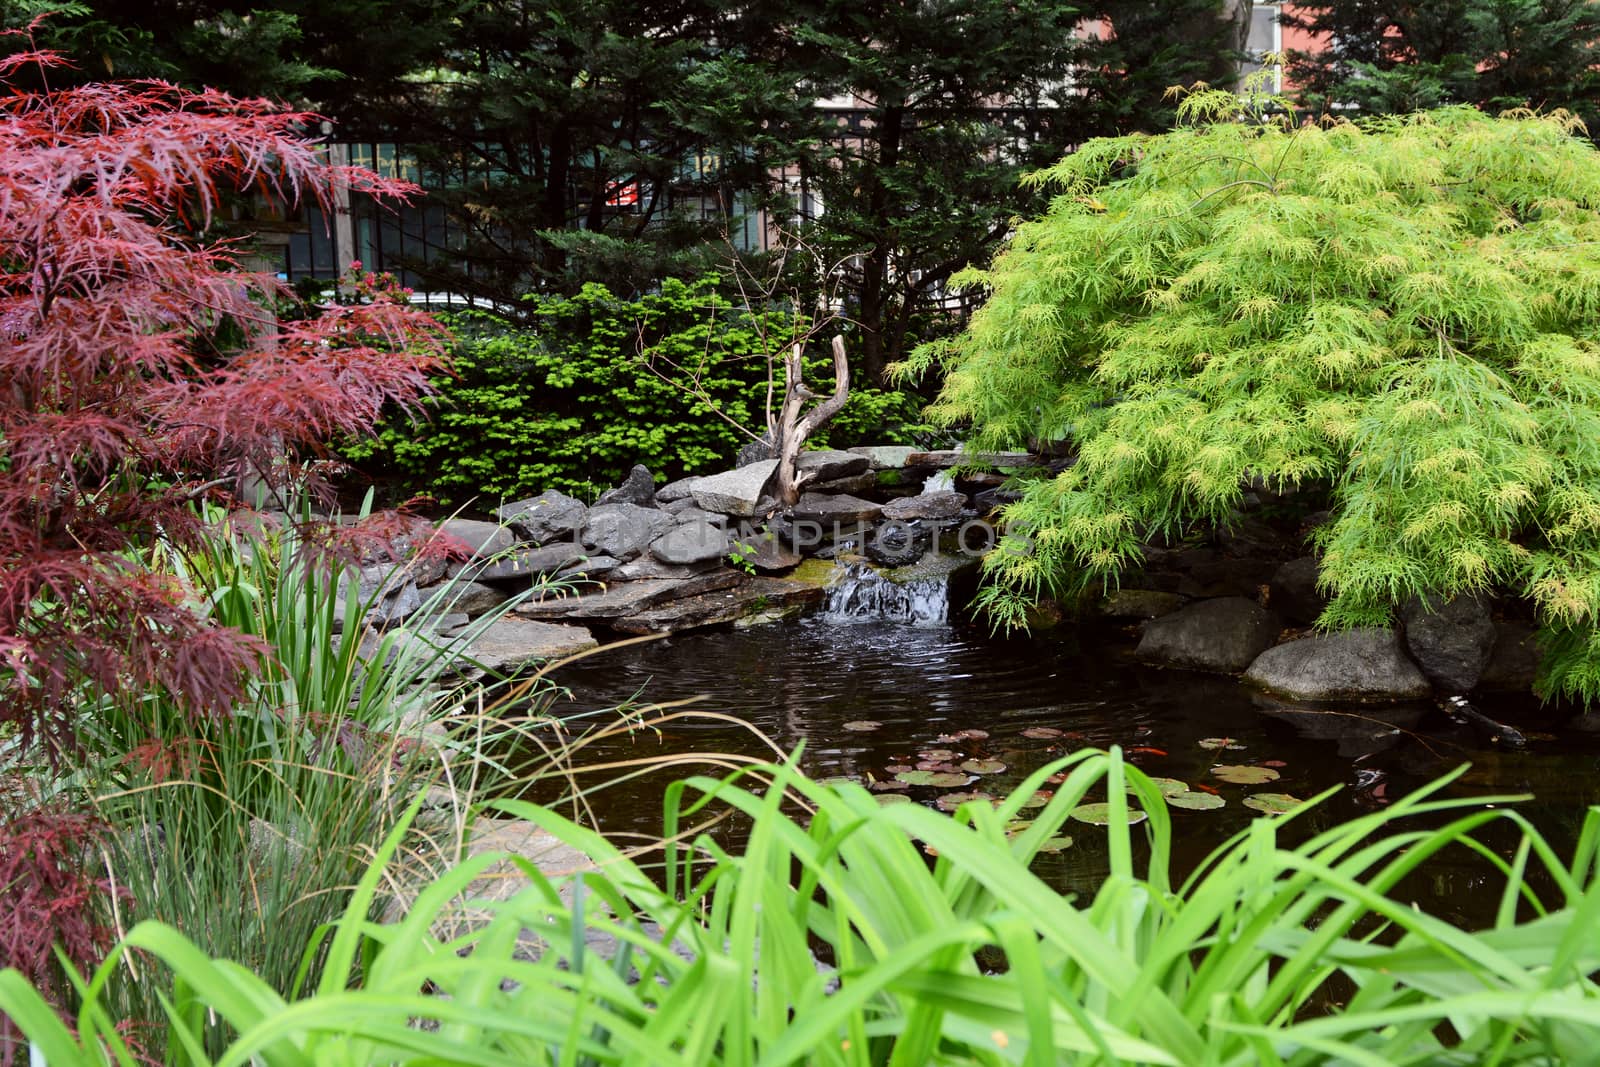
[9,749,1600,1065]
[67,512,535,1057]
[898,79,1600,703]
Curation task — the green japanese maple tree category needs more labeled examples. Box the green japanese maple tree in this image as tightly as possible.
[903,87,1600,701]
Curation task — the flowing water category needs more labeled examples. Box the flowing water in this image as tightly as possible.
[531,561,1600,922]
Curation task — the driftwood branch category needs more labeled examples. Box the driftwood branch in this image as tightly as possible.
[773,334,849,506]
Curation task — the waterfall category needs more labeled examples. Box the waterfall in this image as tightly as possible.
[819,561,950,626]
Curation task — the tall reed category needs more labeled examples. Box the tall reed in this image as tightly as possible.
[70,510,530,1057]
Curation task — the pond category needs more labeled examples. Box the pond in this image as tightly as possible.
[530,570,1600,926]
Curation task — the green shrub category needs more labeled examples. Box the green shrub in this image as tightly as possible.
[903,94,1600,701]
[13,750,1600,1065]
[347,277,930,503]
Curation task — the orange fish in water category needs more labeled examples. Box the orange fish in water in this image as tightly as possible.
[1195,783,1221,795]
[1128,746,1168,757]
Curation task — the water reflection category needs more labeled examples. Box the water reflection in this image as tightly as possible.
[533,614,1600,922]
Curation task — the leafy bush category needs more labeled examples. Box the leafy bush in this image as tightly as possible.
[346,278,930,502]
[10,750,1600,1064]
[904,94,1600,701]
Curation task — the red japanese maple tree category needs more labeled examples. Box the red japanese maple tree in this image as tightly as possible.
[0,38,448,750]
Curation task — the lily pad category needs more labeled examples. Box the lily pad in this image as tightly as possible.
[868,779,910,792]
[1211,764,1280,785]
[936,791,995,812]
[1019,790,1052,808]
[883,764,913,774]
[1166,791,1225,811]
[1036,836,1074,853]
[816,775,858,788]
[1127,776,1188,797]
[1198,737,1246,751]
[1069,803,1148,826]
[1242,792,1303,814]
[918,749,958,762]
[875,793,912,806]
[960,759,1007,775]
[895,769,970,788]
[1021,726,1064,740]
[843,720,882,732]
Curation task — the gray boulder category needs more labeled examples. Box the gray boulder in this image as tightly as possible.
[582,503,674,560]
[692,460,779,517]
[796,449,870,483]
[650,520,730,565]
[1401,593,1497,694]
[437,518,514,562]
[596,464,658,509]
[882,491,966,521]
[655,476,702,504]
[736,431,776,467]
[498,491,587,545]
[1135,597,1281,674]
[1244,629,1431,702]
[1476,619,1543,693]
[1100,589,1186,620]
[1269,556,1327,626]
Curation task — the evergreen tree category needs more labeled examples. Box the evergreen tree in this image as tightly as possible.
[903,91,1600,702]
[20,0,1255,336]
[1284,0,1600,128]
[790,0,1251,381]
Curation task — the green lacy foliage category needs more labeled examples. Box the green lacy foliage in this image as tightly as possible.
[346,277,928,501]
[911,94,1600,701]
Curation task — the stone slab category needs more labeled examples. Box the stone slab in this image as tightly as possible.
[655,475,702,504]
[793,492,883,524]
[463,618,598,675]
[882,491,966,521]
[691,460,779,517]
[611,577,825,634]
[848,445,919,469]
[448,543,586,583]
[514,571,742,621]
[436,518,515,562]
[906,450,1044,468]
[795,449,870,482]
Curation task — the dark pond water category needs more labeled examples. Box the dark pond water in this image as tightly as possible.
[529,602,1600,925]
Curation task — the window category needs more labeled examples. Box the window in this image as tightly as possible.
[1241,3,1283,93]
